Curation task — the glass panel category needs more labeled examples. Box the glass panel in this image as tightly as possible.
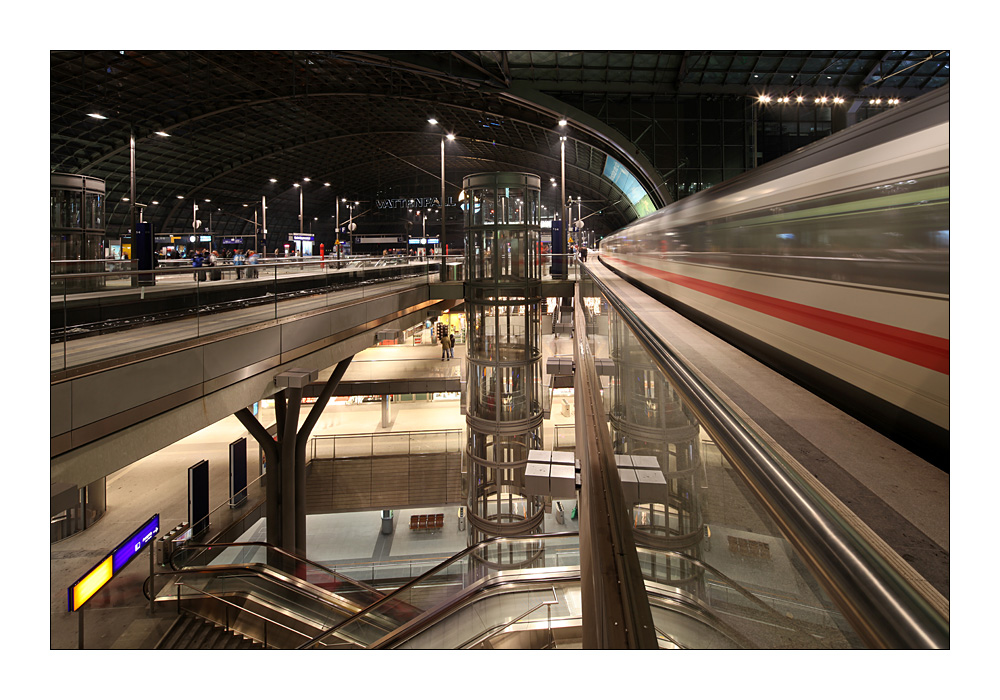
[583,276,865,649]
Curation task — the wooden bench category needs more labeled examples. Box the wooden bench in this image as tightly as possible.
[410,513,445,530]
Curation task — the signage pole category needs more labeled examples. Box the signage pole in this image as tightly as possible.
[149,543,156,615]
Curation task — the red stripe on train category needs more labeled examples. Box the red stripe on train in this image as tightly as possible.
[606,256,949,375]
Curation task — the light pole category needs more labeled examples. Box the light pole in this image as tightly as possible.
[560,135,568,279]
[429,119,454,271]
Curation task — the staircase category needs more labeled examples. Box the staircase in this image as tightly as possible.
[156,614,264,649]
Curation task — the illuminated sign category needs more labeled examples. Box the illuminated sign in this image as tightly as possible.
[68,514,159,612]
[111,514,160,574]
[68,556,113,612]
[376,196,456,210]
[408,238,440,244]
[288,234,314,241]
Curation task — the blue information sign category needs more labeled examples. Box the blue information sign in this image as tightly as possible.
[112,513,160,573]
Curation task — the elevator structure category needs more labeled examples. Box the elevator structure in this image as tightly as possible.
[462,172,546,553]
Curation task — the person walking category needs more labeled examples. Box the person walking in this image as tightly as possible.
[441,332,451,361]
[449,332,455,359]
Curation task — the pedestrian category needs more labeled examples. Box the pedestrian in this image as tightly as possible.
[580,245,588,262]
[233,248,245,279]
[192,249,205,281]
[440,332,451,361]
[208,249,221,280]
[247,250,259,278]
[449,332,455,359]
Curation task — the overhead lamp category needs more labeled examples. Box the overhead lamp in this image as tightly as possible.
[87,113,108,119]
[154,131,170,137]
[152,201,159,205]
[558,119,567,126]
[243,203,248,207]
[428,118,438,125]
[176,195,184,199]
[122,197,129,202]
[293,183,300,188]
[446,133,455,141]
[324,182,330,187]
[204,199,211,202]
[796,96,804,103]
[303,177,311,182]
[269,178,277,183]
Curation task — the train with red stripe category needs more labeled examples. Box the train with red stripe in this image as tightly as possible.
[599,85,949,469]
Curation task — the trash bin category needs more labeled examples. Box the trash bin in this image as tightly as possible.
[380,510,393,535]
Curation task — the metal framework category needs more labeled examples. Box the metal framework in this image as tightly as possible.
[50,50,948,243]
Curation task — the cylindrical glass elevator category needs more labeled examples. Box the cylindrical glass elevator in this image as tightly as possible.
[463,173,545,549]
[608,307,705,591]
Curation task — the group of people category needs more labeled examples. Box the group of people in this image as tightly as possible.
[440,331,456,361]
[191,248,260,280]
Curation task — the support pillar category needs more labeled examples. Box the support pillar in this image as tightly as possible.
[237,358,354,563]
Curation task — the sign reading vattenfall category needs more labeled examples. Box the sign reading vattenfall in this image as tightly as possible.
[376,196,456,210]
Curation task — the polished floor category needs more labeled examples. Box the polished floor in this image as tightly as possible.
[49,338,579,650]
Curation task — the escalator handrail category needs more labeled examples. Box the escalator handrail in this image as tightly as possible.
[458,585,561,649]
[297,532,578,649]
[159,561,373,616]
[169,540,383,597]
[586,262,949,649]
[173,580,315,648]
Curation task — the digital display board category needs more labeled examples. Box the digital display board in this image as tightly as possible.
[189,460,210,537]
[230,438,247,508]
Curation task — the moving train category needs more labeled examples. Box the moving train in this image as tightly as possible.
[599,85,949,469]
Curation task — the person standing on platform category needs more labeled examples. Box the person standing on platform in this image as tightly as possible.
[441,332,451,361]
[192,249,205,281]
[247,250,258,278]
[233,248,245,279]
[449,332,455,359]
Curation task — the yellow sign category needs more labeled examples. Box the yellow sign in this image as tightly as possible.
[70,555,113,612]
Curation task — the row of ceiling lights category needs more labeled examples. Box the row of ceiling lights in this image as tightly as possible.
[99,113,583,214]
[757,95,903,105]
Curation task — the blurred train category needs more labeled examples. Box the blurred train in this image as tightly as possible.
[599,85,949,469]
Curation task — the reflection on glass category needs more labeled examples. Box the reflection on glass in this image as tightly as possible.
[593,298,862,649]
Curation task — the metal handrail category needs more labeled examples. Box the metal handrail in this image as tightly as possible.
[573,281,658,649]
[298,532,578,649]
[461,586,561,648]
[585,262,949,648]
[174,581,314,649]
[170,540,384,597]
